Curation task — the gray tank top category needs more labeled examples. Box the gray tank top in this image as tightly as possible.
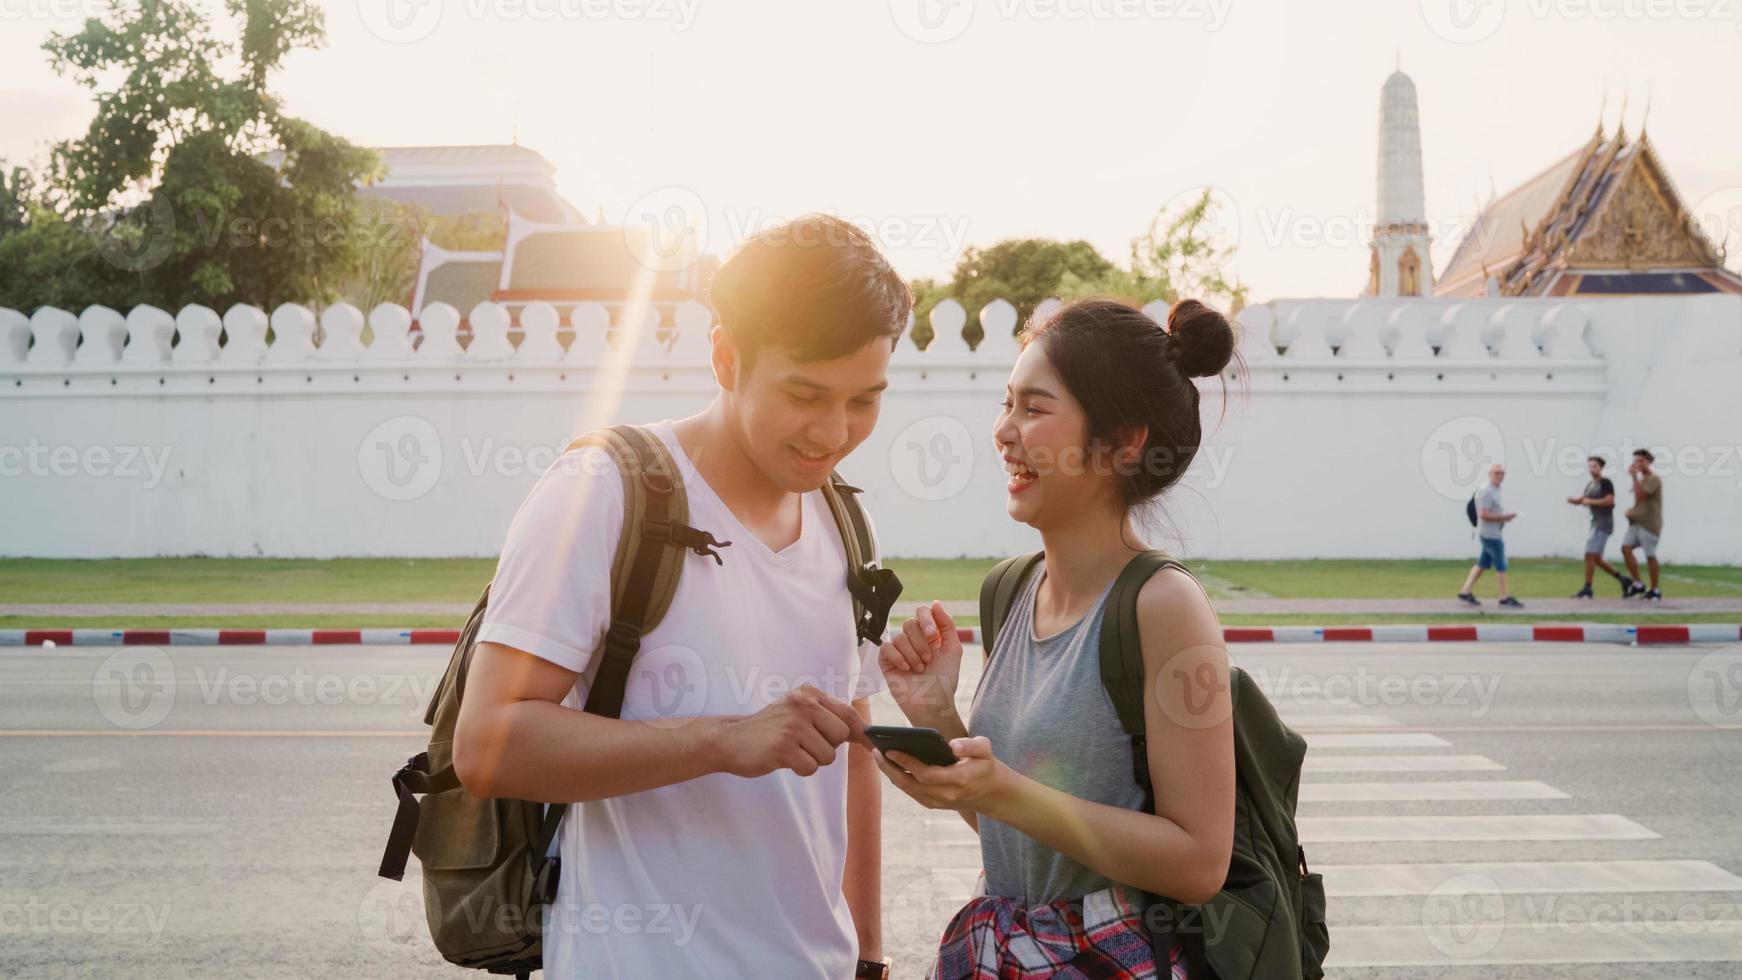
[968,559,1149,904]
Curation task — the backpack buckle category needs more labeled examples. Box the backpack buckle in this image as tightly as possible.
[645,520,732,566]
[848,562,902,644]
[604,619,642,655]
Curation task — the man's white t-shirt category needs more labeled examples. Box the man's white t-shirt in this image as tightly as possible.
[476,421,885,979]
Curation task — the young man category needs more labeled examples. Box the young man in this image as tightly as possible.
[1621,448,1665,600]
[1567,455,1630,598]
[1459,462,1523,608]
[452,215,910,978]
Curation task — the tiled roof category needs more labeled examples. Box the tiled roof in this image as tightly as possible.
[1436,130,1740,297]
[359,182,579,224]
[1437,137,1598,294]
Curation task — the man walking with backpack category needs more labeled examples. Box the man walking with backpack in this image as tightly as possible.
[449,216,910,979]
[1458,462,1523,608]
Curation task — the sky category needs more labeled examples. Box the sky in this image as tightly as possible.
[4,0,1741,302]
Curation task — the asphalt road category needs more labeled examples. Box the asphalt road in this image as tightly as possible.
[3,641,1740,979]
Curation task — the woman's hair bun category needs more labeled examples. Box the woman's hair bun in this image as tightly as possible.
[1165,299,1236,378]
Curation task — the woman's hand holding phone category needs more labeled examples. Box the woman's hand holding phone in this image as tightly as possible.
[874,735,1012,815]
[878,600,965,733]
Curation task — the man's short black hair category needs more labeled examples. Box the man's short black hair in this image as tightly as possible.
[1588,455,1605,467]
[708,214,911,373]
[1634,448,1655,464]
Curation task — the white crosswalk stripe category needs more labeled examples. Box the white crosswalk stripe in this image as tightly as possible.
[1300,779,1567,802]
[1319,860,1742,897]
[1280,712,1403,728]
[888,657,1741,974]
[1302,813,1660,843]
[1304,753,1505,772]
[1307,732,1452,749]
[1290,713,1742,973]
[1327,920,1742,968]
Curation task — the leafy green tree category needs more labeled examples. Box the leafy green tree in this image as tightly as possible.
[40,0,377,311]
[1056,189,1248,313]
[0,166,35,239]
[337,203,509,313]
[916,239,1114,348]
[0,203,143,313]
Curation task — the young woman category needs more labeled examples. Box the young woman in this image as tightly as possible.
[877,298,1238,979]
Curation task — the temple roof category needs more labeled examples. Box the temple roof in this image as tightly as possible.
[356,144,586,224]
[1436,129,1742,297]
[496,216,714,304]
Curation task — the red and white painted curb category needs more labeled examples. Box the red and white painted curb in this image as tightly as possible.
[4,624,1739,648]
[1218,624,1742,646]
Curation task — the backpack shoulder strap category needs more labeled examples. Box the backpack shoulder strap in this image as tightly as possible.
[821,474,903,645]
[527,424,724,863]
[567,423,731,718]
[978,552,1044,660]
[1099,550,1193,741]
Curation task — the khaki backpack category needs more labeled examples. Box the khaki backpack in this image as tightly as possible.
[377,424,901,978]
[980,550,1330,980]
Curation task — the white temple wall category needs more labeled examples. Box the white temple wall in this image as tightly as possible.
[3,294,1739,563]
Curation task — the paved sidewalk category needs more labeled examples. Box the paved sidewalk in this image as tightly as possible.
[7,596,1742,618]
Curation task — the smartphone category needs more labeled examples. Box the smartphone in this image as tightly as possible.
[865,725,958,767]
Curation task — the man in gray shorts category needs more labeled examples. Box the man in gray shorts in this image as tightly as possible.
[1621,449,1664,600]
[1567,455,1629,598]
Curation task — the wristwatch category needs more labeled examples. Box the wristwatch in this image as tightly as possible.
[855,957,891,979]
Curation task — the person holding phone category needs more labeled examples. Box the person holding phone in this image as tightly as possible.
[875,300,1237,979]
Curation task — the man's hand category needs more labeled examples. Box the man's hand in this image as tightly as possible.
[1567,496,1582,505]
[879,601,965,729]
[715,685,867,779]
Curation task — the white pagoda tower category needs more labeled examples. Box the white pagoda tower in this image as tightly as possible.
[1366,70,1434,297]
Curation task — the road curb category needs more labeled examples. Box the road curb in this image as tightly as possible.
[4,625,1740,647]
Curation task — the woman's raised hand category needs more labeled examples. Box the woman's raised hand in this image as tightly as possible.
[878,600,965,728]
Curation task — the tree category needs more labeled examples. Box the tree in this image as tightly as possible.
[1056,189,1248,313]
[39,0,376,311]
[337,203,509,314]
[915,239,1114,348]
[0,166,34,239]
[0,203,144,313]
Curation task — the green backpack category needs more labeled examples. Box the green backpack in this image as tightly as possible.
[980,550,1329,980]
[377,424,902,978]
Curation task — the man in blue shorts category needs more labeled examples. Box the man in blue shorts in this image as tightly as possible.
[1458,462,1523,608]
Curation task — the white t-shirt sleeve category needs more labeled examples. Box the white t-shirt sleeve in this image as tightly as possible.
[851,638,887,701]
[477,447,624,674]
